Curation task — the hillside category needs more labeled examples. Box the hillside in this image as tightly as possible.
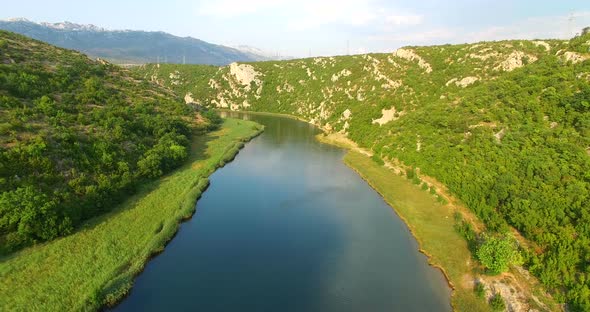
[135,34,590,310]
[0,18,266,65]
[0,30,220,254]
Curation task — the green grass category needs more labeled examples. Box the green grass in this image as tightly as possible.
[0,118,263,311]
[343,151,490,312]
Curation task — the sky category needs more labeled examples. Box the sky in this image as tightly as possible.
[1,0,590,57]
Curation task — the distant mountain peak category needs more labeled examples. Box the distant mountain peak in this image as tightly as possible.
[0,18,106,32]
[2,17,31,23]
[40,21,106,32]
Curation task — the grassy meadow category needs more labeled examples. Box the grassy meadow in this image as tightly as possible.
[0,118,263,311]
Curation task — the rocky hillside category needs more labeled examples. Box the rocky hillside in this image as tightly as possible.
[136,34,590,310]
[0,18,266,65]
[0,30,219,254]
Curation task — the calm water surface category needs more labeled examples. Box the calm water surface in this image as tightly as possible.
[114,112,451,311]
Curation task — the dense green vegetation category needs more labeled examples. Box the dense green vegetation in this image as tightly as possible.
[136,33,590,310]
[489,294,506,311]
[476,234,522,275]
[0,118,263,311]
[0,30,222,254]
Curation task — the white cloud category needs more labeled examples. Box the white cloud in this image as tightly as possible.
[369,11,590,49]
[197,0,423,31]
[369,28,456,44]
[197,0,285,18]
[194,1,590,57]
[464,11,590,41]
[355,47,369,54]
[286,0,423,31]
[287,0,377,30]
[385,14,423,26]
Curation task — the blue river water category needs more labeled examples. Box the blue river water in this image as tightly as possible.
[113,112,451,311]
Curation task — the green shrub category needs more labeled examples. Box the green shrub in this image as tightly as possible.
[474,282,485,298]
[405,168,415,179]
[371,154,385,166]
[203,109,222,129]
[436,195,448,205]
[477,234,522,275]
[489,293,506,311]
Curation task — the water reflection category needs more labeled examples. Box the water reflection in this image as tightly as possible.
[114,112,451,312]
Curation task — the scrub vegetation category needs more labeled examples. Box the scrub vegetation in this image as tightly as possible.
[0,30,264,311]
[0,30,226,254]
[137,32,590,310]
[0,118,263,311]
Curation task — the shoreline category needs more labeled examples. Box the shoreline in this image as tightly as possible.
[316,133,457,287]
[320,135,557,311]
[0,118,264,311]
[215,109,559,311]
[342,154,456,293]
[215,108,314,124]
[228,109,484,310]
[103,120,264,310]
[339,151,489,311]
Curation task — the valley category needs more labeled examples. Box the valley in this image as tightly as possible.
[112,112,453,312]
[136,34,590,310]
[0,9,589,311]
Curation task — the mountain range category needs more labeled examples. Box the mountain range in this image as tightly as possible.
[0,18,271,65]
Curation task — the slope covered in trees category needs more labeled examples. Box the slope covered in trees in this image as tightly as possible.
[0,30,218,254]
[135,34,590,310]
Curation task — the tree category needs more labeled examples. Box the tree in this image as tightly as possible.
[0,186,71,246]
[489,293,506,311]
[476,234,522,274]
[583,27,590,35]
[202,109,223,129]
[35,95,56,115]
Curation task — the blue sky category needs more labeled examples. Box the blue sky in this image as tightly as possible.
[1,0,590,57]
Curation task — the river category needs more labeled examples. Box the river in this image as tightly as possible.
[113,112,451,311]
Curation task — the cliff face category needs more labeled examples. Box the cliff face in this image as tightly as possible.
[138,37,589,135]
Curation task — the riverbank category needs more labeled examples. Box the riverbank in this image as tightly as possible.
[216,108,310,124]
[0,118,263,311]
[342,151,487,311]
[316,132,558,311]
